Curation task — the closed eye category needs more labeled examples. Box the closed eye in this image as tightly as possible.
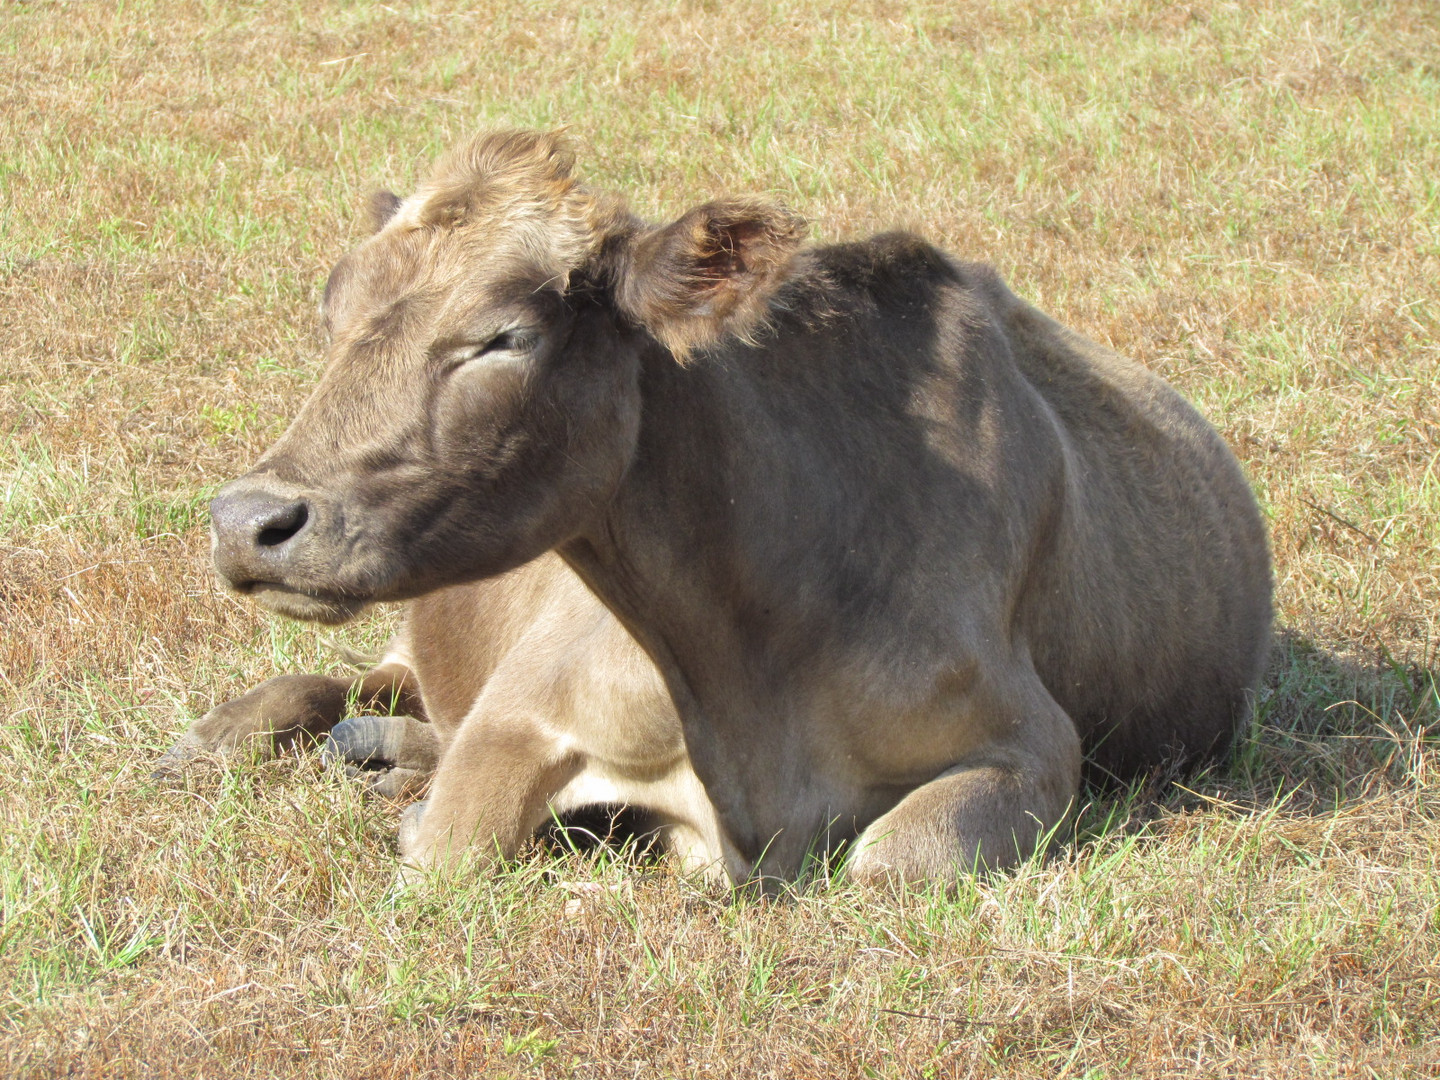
[444,329,538,370]
[467,330,535,361]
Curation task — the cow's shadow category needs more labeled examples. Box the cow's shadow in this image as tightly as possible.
[1072,625,1439,846]
[535,804,669,866]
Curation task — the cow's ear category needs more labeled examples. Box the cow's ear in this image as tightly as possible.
[613,198,805,358]
[367,189,403,234]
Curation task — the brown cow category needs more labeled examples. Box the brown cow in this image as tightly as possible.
[195,130,1272,885]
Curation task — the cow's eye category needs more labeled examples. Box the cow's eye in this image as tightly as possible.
[469,330,535,360]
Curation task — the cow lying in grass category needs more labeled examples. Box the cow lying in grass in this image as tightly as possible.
[173,129,1272,885]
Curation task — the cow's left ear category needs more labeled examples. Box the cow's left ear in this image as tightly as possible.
[612,198,805,358]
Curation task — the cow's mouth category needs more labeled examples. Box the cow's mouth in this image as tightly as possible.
[242,581,370,625]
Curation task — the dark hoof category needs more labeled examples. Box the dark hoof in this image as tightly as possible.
[320,715,408,770]
[149,734,208,781]
[322,717,437,800]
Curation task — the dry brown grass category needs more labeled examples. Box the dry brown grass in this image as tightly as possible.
[2,1,1438,1076]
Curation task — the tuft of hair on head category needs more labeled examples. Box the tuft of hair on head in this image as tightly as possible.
[417,129,581,230]
[401,130,806,358]
[612,197,807,360]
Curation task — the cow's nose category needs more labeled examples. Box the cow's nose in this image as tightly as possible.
[211,481,314,584]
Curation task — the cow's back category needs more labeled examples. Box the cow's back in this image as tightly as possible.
[987,282,1273,777]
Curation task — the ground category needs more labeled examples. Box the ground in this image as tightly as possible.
[1,1,1437,1077]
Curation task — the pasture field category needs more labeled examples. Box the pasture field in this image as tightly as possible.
[2,0,1438,1076]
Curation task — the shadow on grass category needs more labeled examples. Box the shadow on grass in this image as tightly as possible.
[536,804,670,867]
[1072,625,1440,848]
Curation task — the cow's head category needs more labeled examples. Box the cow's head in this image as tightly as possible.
[210,131,804,622]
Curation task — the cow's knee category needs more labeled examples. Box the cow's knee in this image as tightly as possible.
[397,719,581,876]
[847,714,1081,884]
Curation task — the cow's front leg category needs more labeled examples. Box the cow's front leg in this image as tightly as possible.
[847,683,1081,882]
[156,662,422,770]
[397,714,580,876]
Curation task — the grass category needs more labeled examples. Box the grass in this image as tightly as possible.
[2,0,1438,1075]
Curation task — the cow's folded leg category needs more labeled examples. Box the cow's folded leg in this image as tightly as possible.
[847,696,1082,883]
[156,662,423,772]
[397,715,580,876]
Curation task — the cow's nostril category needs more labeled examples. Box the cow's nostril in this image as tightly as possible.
[256,501,309,547]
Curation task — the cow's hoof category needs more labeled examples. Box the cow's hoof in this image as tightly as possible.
[321,715,438,769]
[362,766,428,801]
[325,720,432,806]
[320,715,406,770]
[393,805,432,891]
[321,717,436,800]
[149,733,209,781]
[398,800,428,855]
[392,861,428,893]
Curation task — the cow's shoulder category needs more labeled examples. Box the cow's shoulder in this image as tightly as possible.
[770,232,1014,342]
[802,232,959,301]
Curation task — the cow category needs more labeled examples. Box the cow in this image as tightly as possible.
[192,129,1272,885]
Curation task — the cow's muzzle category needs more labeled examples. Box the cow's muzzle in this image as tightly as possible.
[210,476,366,624]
